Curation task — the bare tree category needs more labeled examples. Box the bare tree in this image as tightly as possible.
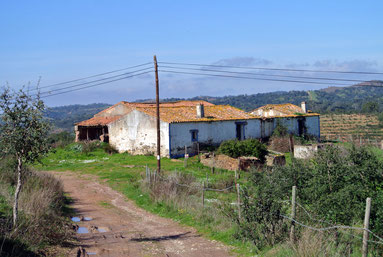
[0,87,50,227]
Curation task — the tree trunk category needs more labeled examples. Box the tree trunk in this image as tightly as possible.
[13,157,22,227]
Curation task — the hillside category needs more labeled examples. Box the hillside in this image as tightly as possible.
[45,103,111,132]
[321,114,383,143]
[46,81,383,131]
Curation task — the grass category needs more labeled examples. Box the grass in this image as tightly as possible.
[34,143,256,256]
[0,167,74,256]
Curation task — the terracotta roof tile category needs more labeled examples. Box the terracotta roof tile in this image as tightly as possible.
[252,103,320,117]
[136,105,258,123]
[76,116,122,126]
[96,100,214,116]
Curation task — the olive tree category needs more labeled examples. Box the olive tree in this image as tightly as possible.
[0,87,50,227]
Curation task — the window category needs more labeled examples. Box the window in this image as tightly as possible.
[190,129,199,142]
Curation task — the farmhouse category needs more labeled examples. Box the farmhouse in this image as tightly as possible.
[75,100,320,158]
[250,102,320,138]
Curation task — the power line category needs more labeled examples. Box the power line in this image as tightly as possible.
[40,71,153,99]
[32,62,152,91]
[159,61,383,75]
[159,70,354,86]
[33,67,153,97]
[160,65,366,84]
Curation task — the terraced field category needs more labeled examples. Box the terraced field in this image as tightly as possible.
[320,114,383,145]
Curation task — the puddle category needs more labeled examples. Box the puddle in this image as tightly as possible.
[84,217,92,221]
[71,217,81,222]
[98,228,107,233]
[77,227,89,234]
[87,253,97,255]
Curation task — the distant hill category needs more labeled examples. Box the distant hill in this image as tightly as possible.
[45,103,111,132]
[47,81,383,131]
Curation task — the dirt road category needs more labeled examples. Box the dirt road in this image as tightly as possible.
[52,172,234,257]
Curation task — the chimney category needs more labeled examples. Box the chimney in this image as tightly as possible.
[196,104,205,118]
[301,101,307,113]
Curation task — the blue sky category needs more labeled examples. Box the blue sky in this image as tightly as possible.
[1,1,382,106]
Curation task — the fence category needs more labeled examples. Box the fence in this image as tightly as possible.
[144,165,382,256]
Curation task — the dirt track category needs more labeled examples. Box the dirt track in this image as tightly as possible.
[51,172,233,257]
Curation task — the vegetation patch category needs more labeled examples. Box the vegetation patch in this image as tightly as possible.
[218,139,268,162]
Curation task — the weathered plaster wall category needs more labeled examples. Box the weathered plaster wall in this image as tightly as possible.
[108,110,169,156]
[260,119,274,138]
[275,116,320,138]
[304,116,321,138]
[169,119,261,157]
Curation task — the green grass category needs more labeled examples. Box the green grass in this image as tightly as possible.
[34,143,256,256]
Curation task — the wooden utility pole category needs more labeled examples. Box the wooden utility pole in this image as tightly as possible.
[154,55,161,173]
[362,197,371,257]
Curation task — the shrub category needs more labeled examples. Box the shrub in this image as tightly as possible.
[218,139,268,162]
[0,164,73,255]
[103,143,118,155]
[48,131,75,148]
[272,123,288,138]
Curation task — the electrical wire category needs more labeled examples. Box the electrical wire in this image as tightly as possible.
[159,70,354,86]
[159,61,383,75]
[160,65,368,83]
[31,62,152,91]
[33,67,154,97]
[40,70,153,98]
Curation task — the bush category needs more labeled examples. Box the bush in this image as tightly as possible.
[272,123,288,138]
[218,139,268,162]
[225,144,383,253]
[48,131,75,148]
[103,143,118,155]
[0,165,73,255]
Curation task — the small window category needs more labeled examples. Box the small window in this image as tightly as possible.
[190,129,198,142]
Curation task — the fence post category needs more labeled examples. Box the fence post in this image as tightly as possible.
[289,135,295,158]
[197,142,200,162]
[148,168,151,186]
[145,164,148,181]
[206,173,209,187]
[290,186,297,243]
[211,152,215,174]
[236,183,241,220]
[202,181,205,208]
[362,197,371,257]
[234,170,237,184]
[184,145,188,168]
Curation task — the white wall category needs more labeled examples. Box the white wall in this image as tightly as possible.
[169,119,261,157]
[108,110,169,156]
[276,116,320,138]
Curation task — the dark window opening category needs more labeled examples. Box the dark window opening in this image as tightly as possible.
[298,119,306,136]
[190,130,199,142]
[235,122,247,140]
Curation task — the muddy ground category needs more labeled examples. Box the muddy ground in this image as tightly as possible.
[51,171,234,257]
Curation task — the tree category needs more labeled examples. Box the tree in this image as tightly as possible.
[0,87,50,227]
[362,101,379,114]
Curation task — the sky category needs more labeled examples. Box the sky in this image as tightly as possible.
[1,1,383,106]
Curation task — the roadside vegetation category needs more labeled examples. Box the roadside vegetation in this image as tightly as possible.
[0,157,74,256]
[0,87,74,256]
[34,139,383,256]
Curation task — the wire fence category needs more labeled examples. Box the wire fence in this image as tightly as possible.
[144,165,383,256]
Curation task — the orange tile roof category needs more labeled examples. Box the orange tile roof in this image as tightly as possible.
[253,103,320,117]
[76,116,122,126]
[136,105,258,123]
[96,100,214,116]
